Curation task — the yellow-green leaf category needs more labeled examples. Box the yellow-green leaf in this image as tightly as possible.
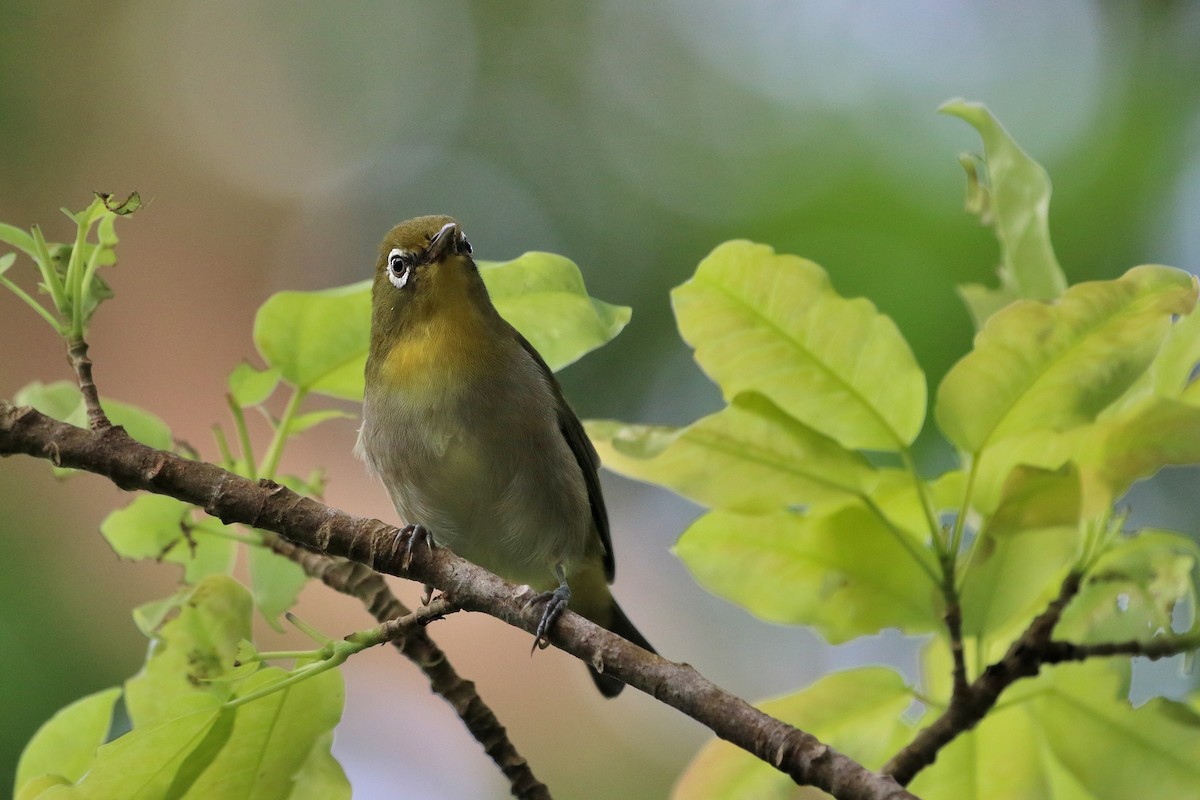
[936,265,1197,455]
[480,251,631,371]
[942,101,1067,324]
[587,392,877,514]
[15,688,121,798]
[672,240,926,451]
[675,506,938,641]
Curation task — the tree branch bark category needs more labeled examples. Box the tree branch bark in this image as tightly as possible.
[0,403,916,800]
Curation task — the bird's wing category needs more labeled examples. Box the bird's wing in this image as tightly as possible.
[513,330,615,582]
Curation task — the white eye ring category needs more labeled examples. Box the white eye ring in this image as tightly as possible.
[387,248,413,289]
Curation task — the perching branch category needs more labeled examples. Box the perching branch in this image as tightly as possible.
[0,404,916,800]
[266,536,550,800]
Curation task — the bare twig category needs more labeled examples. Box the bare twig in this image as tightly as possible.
[266,536,549,800]
[66,338,110,430]
[0,404,916,800]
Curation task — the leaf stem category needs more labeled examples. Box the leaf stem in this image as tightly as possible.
[226,395,257,480]
[258,387,305,480]
[0,275,62,332]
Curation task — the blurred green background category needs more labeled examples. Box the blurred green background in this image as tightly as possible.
[2,2,1199,798]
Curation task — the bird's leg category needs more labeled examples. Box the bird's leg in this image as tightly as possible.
[528,564,570,652]
[395,523,438,605]
[397,522,433,569]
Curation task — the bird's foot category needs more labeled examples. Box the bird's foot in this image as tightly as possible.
[526,582,571,653]
[397,523,433,569]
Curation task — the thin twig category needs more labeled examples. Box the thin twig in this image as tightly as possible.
[66,338,110,430]
[883,573,1083,785]
[267,536,550,800]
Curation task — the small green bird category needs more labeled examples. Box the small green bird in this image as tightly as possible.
[355,215,653,697]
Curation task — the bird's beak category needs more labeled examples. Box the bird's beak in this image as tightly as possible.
[426,222,460,263]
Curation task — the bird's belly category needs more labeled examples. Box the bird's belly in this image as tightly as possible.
[358,391,590,587]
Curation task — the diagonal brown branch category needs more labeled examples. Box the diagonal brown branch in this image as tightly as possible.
[266,536,551,800]
[883,573,1083,785]
[0,404,916,800]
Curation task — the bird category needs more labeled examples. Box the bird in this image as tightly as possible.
[355,215,653,697]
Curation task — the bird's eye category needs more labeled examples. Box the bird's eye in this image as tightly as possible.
[457,234,472,255]
[387,248,414,289]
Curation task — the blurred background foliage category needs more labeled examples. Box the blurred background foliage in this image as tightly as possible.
[1,2,1198,798]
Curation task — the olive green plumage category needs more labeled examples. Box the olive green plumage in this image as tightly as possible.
[355,215,652,697]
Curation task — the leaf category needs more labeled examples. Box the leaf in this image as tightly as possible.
[674,668,912,799]
[34,697,226,800]
[0,251,15,276]
[124,576,252,729]
[249,546,309,627]
[936,265,1197,455]
[480,251,632,371]
[228,363,281,407]
[15,688,121,796]
[1058,530,1200,644]
[960,465,1083,641]
[941,99,1067,327]
[286,732,351,800]
[253,280,373,401]
[586,392,877,514]
[285,409,355,436]
[97,191,143,216]
[672,240,926,451]
[253,252,627,401]
[181,665,346,800]
[1035,663,1200,799]
[0,222,37,257]
[13,381,172,452]
[675,506,939,641]
[908,698,1057,800]
[100,496,234,584]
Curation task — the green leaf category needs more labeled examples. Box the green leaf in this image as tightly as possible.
[0,222,37,257]
[941,99,1067,326]
[253,280,373,401]
[100,496,234,583]
[14,381,84,421]
[960,465,1083,641]
[586,392,877,514]
[1035,663,1200,799]
[228,362,281,407]
[936,265,1197,455]
[675,506,938,641]
[13,381,172,452]
[124,576,252,729]
[672,240,926,451]
[286,732,351,800]
[285,409,354,436]
[182,665,346,800]
[35,697,226,800]
[909,698,1057,800]
[254,252,627,401]
[15,688,121,797]
[249,546,309,627]
[0,252,15,276]
[97,191,143,216]
[674,668,912,799]
[1058,530,1200,644]
[479,251,632,371]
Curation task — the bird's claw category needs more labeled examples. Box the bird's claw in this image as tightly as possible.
[527,583,571,653]
[397,523,433,569]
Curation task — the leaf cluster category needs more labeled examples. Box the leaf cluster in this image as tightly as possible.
[587,101,1200,797]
